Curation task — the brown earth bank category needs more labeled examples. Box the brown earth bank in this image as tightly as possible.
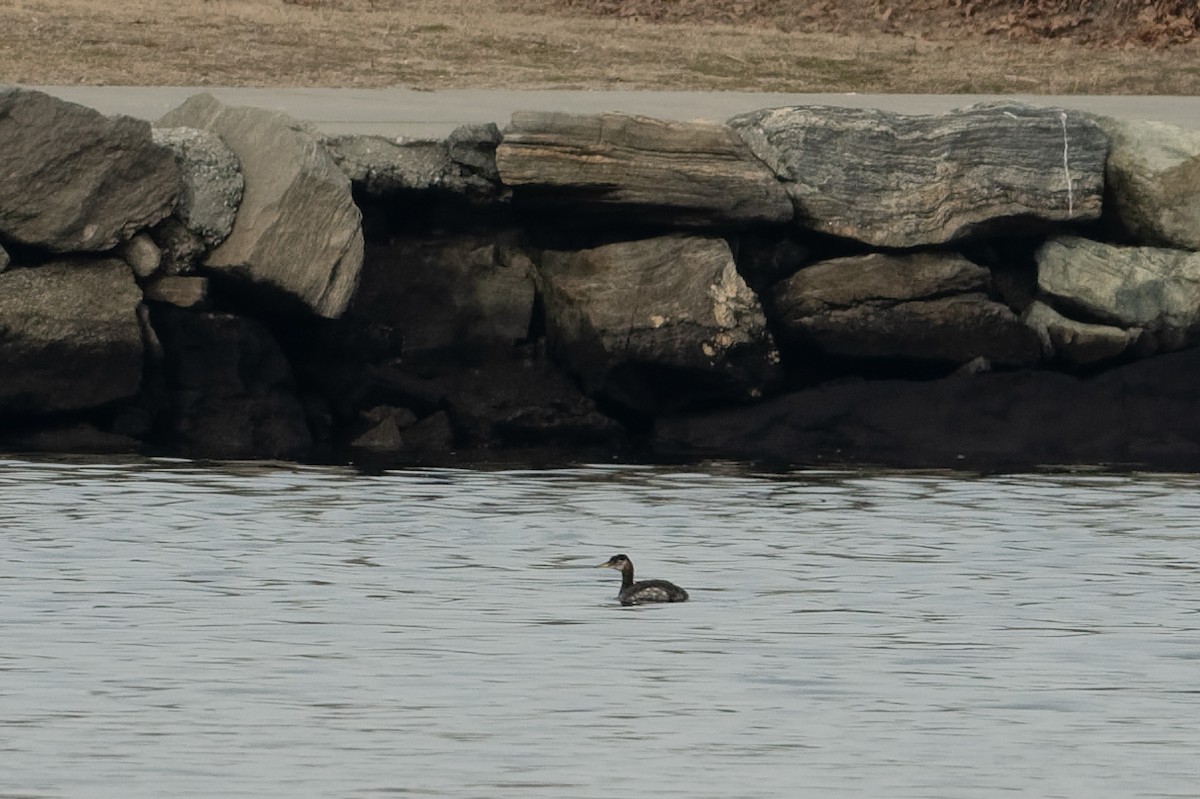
[534,0,1200,46]
[1,0,1197,93]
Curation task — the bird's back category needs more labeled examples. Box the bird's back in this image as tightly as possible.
[619,579,689,606]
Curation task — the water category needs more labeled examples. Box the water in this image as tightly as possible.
[2,457,1198,799]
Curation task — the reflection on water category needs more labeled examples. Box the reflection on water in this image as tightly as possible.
[2,458,1198,798]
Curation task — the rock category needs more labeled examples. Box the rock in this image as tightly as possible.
[149,306,312,459]
[1098,117,1200,251]
[150,218,206,275]
[0,88,178,252]
[1037,236,1200,342]
[770,252,1041,367]
[431,358,625,451]
[0,259,144,414]
[539,234,780,415]
[151,126,244,249]
[0,423,142,455]
[495,111,793,229]
[0,243,9,273]
[158,93,363,318]
[401,410,455,453]
[322,123,505,201]
[136,304,164,362]
[447,124,504,183]
[363,404,419,429]
[355,366,446,418]
[350,234,536,370]
[654,345,1200,469]
[348,406,422,455]
[777,251,990,310]
[1021,300,1140,367]
[350,415,406,453]
[143,276,208,308]
[729,102,1106,248]
[119,233,162,278]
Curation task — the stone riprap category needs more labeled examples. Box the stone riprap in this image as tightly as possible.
[5,88,1200,468]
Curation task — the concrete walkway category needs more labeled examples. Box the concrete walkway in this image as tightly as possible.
[24,85,1200,138]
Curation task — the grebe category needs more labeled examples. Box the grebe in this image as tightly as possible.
[596,554,689,606]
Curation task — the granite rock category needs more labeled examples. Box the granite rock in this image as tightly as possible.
[152,126,244,249]
[729,102,1106,248]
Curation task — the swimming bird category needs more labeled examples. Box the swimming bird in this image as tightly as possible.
[596,554,689,606]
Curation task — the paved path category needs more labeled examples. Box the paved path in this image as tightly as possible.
[24,86,1200,137]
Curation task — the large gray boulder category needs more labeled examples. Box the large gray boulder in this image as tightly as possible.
[0,88,178,252]
[495,112,793,228]
[1099,117,1200,251]
[1037,236,1200,346]
[729,103,1107,248]
[539,234,780,414]
[323,123,505,201]
[151,126,244,249]
[0,260,144,414]
[158,94,363,318]
[771,252,1041,367]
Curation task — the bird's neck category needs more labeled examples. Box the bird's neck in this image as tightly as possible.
[620,563,634,589]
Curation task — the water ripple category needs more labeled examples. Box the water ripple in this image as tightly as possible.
[1,458,1199,798]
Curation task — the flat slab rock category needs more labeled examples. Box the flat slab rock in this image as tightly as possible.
[771,251,1040,367]
[158,93,363,319]
[729,102,1107,248]
[496,111,792,229]
[0,88,177,253]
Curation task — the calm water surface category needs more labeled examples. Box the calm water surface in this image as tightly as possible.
[2,457,1198,798]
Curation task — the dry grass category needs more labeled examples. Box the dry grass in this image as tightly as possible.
[0,0,1196,93]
